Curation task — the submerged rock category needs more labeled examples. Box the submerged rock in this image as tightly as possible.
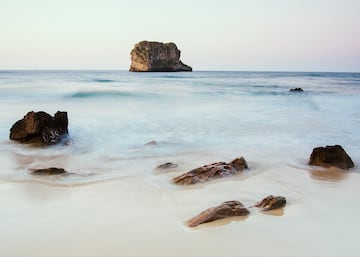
[10,111,68,145]
[30,167,68,176]
[156,162,178,169]
[254,195,286,211]
[309,145,354,170]
[129,41,192,72]
[173,157,248,185]
[145,140,157,146]
[187,201,250,227]
[289,87,304,92]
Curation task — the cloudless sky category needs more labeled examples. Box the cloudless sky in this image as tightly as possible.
[1,0,359,71]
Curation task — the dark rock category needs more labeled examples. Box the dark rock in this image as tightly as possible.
[254,195,286,211]
[309,145,354,170]
[30,167,67,176]
[9,111,68,145]
[187,201,250,227]
[156,162,178,169]
[289,88,304,92]
[173,157,248,185]
[130,41,192,72]
[145,140,157,146]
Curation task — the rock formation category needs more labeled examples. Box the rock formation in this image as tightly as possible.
[10,111,68,145]
[156,162,178,170]
[289,88,304,92]
[309,145,354,170]
[187,201,250,227]
[129,41,192,72]
[145,140,157,146]
[253,195,286,211]
[173,157,248,185]
[30,167,68,176]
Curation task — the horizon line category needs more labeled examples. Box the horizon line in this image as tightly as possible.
[0,69,359,74]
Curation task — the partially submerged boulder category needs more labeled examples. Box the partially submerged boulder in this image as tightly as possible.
[130,41,192,72]
[289,87,304,92]
[187,201,250,227]
[10,111,68,145]
[173,157,248,185]
[254,195,286,211]
[309,145,354,170]
[145,140,157,146]
[30,167,68,176]
[156,162,178,170]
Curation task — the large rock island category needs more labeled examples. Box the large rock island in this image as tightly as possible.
[129,41,192,72]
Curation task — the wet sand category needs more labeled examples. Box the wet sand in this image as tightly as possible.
[1,160,360,257]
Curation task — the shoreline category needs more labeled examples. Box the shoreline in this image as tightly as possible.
[1,162,360,257]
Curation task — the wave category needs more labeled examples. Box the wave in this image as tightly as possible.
[248,90,310,96]
[68,90,158,99]
[69,91,135,98]
[160,75,191,79]
[252,84,283,89]
[92,79,116,83]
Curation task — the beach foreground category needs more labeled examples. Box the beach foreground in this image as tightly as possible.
[1,157,360,257]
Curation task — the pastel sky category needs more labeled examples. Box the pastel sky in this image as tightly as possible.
[1,0,359,71]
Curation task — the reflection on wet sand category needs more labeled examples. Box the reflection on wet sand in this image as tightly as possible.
[189,215,249,229]
[289,164,348,182]
[260,208,285,216]
[13,152,68,168]
[0,172,132,187]
[309,167,348,182]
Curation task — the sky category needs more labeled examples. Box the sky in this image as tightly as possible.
[1,0,359,71]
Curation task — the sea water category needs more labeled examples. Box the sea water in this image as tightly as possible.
[0,71,360,257]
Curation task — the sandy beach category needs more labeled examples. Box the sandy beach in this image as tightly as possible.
[1,149,360,257]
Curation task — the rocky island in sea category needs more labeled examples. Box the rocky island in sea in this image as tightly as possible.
[129,41,192,72]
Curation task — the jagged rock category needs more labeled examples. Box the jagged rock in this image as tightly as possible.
[156,162,178,169]
[129,41,192,72]
[9,111,68,145]
[173,157,248,185]
[254,195,286,211]
[309,145,354,170]
[187,201,250,227]
[30,167,68,176]
[289,87,304,92]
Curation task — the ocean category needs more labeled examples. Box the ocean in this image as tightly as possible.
[1,70,360,257]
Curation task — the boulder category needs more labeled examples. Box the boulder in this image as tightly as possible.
[253,195,286,211]
[145,140,157,146]
[129,41,192,72]
[156,162,178,169]
[187,201,250,227]
[173,157,248,185]
[10,111,68,145]
[289,87,304,92]
[309,145,354,170]
[30,167,68,175]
